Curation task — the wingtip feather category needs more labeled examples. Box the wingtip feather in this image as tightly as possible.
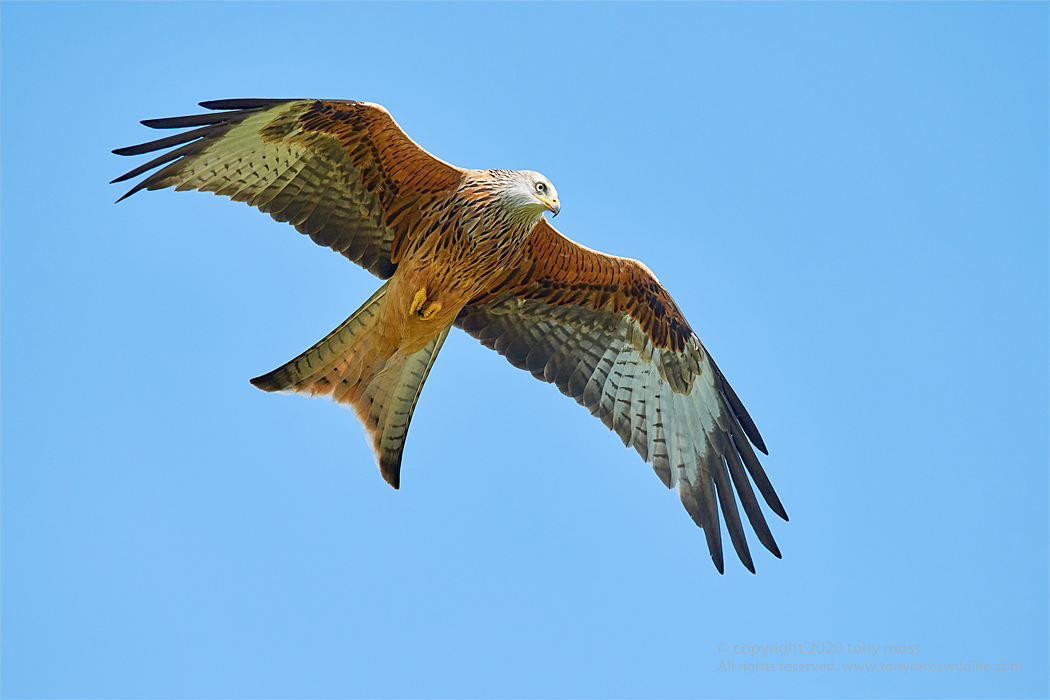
[379,454,402,490]
[249,372,285,393]
[198,98,298,110]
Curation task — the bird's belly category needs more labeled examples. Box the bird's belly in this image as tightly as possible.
[387,222,523,353]
[382,263,467,355]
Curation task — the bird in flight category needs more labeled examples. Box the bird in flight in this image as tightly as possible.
[113,99,787,573]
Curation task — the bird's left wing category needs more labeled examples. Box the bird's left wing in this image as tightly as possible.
[454,219,787,573]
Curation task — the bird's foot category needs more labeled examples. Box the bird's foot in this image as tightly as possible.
[409,286,443,320]
[419,301,442,320]
[409,287,428,315]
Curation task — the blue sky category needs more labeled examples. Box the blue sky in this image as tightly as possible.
[2,3,1047,698]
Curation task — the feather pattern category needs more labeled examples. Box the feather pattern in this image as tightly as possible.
[114,98,785,573]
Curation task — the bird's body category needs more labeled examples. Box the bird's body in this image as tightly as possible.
[114,98,787,573]
[251,167,558,482]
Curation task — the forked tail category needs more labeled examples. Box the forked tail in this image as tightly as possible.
[251,281,450,488]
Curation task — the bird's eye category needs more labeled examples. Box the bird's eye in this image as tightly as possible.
[535,182,547,193]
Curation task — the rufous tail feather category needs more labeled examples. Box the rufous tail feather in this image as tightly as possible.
[250,281,450,488]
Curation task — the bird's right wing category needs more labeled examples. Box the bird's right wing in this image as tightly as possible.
[112,99,465,279]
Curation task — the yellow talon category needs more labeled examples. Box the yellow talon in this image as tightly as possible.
[419,300,442,320]
[409,287,428,316]
[409,286,442,321]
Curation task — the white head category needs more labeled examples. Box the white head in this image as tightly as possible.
[496,169,561,223]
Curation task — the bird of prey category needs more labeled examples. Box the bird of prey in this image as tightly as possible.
[113,99,787,573]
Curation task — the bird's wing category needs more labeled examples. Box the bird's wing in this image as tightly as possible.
[455,218,787,573]
[112,99,465,279]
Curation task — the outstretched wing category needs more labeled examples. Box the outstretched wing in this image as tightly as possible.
[113,99,465,278]
[455,219,787,573]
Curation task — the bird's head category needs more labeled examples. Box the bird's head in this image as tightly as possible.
[500,170,560,222]
[527,171,560,217]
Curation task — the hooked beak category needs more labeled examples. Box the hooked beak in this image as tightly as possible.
[539,195,561,217]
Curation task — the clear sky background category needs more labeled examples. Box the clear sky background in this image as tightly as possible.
[2,3,1047,699]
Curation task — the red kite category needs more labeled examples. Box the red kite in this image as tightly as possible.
[113,99,787,573]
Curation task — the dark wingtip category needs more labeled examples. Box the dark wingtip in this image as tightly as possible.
[379,450,403,490]
[112,180,149,202]
[198,98,297,110]
[380,463,401,490]
[715,367,769,454]
[250,372,284,392]
[738,543,756,573]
